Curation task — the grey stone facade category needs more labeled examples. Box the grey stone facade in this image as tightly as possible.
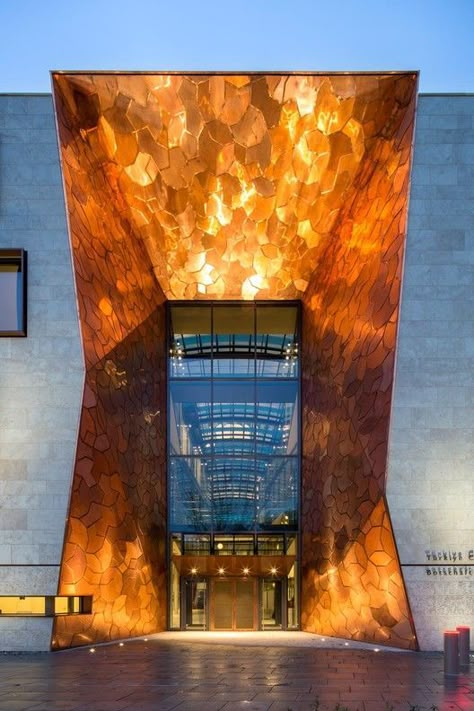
[0,93,473,651]
[387,95,474,650]
[0,95,84,651]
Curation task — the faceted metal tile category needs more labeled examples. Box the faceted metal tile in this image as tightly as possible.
[52,71,418,650]
[52,72,417,303]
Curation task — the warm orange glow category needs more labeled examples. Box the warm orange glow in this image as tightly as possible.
[51,71,417,651]
[52,72,417,302]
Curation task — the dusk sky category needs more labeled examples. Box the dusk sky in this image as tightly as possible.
[1,0,473,93]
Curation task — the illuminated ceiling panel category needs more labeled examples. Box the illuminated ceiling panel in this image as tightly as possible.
[52,72,417,300]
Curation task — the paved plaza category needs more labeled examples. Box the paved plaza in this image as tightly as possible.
[0,634,473,711]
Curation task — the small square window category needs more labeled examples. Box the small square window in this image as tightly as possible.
[0,249,27,336]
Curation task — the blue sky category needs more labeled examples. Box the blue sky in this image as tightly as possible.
[1,0,473,93]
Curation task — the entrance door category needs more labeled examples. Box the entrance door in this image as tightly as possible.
[210,578,257,630]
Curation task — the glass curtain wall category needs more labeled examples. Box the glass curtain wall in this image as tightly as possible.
[168,302,300,535]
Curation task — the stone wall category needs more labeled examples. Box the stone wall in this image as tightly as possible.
[387,95,474,650]
[1,92,473,652]
[0,95,84,650]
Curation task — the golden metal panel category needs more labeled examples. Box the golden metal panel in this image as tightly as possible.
[52,72,417,302]
[52,71,418,650]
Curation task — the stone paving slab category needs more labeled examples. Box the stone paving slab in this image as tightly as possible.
[0,637,472,711]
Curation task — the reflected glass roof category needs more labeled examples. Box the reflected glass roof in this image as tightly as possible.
[169,303,299,530]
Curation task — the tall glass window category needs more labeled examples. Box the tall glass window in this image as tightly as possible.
[168,302,299,534]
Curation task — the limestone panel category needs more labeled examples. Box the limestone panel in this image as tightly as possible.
[402,566,474,651]
[387,95,474,650]
[0,95,83,651]
[0,618,53,652]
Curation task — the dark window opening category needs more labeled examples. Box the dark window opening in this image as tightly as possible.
[0,249,27,336]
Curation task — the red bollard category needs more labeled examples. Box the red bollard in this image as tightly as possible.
[444,630,459,676]
[456,626,470,668]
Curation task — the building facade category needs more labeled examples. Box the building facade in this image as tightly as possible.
[0,73,473,652]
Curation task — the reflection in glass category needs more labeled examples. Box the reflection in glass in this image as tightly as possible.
[212,381,255,457]
[169,381,212,455]
[233,535,254,555]
[183,534,211,555]
[0,250,26,335]
[211,457,256,531]
[257,458,298,528]
[185,579,207,629]
[256,305,298,378]
[170,562,180,628]
[262,579,282,629]
[256,381,299,456]
[169,306,212,378]
[287,563,298,628]
[214,535,234,555]
[257,535,285,556]
[169,457,211,530]
[213,304,255,378]
[168,302,300,534]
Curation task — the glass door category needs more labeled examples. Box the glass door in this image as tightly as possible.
[184,579,207,629]
[261,579,282,629]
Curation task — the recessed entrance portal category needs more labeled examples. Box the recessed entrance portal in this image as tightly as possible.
[168,302,300,632]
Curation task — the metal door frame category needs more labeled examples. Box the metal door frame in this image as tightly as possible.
[181,576,209,630]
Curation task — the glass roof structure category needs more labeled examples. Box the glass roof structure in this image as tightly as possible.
[168,303,299,532]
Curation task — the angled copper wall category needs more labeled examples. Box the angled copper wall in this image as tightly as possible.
[52,71,417,649]
[301,75,417,648]
[51,81,167,648]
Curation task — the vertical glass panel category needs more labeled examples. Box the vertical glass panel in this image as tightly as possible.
[169,457,211,530]
[169,381,212,456]
[0,259,23,333]
[233,535,255,555]
[170,562,181,628]
[213,304,255,377]
[210,457,256,531]
[256,305,298,378]
[286,535,297,556]
[171,533,182,555]
[256,381,299,456]
[287,563,298,628]
[214,535,234,555]
[54,597,68,614]
[212,381,255,456]
[183,534,211,555]
[257,535,285,555]
[257,457,298,528]
[169,305,212,378]
[0,597,46,615]
[262,579,282,629]
[185,579,207,629]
